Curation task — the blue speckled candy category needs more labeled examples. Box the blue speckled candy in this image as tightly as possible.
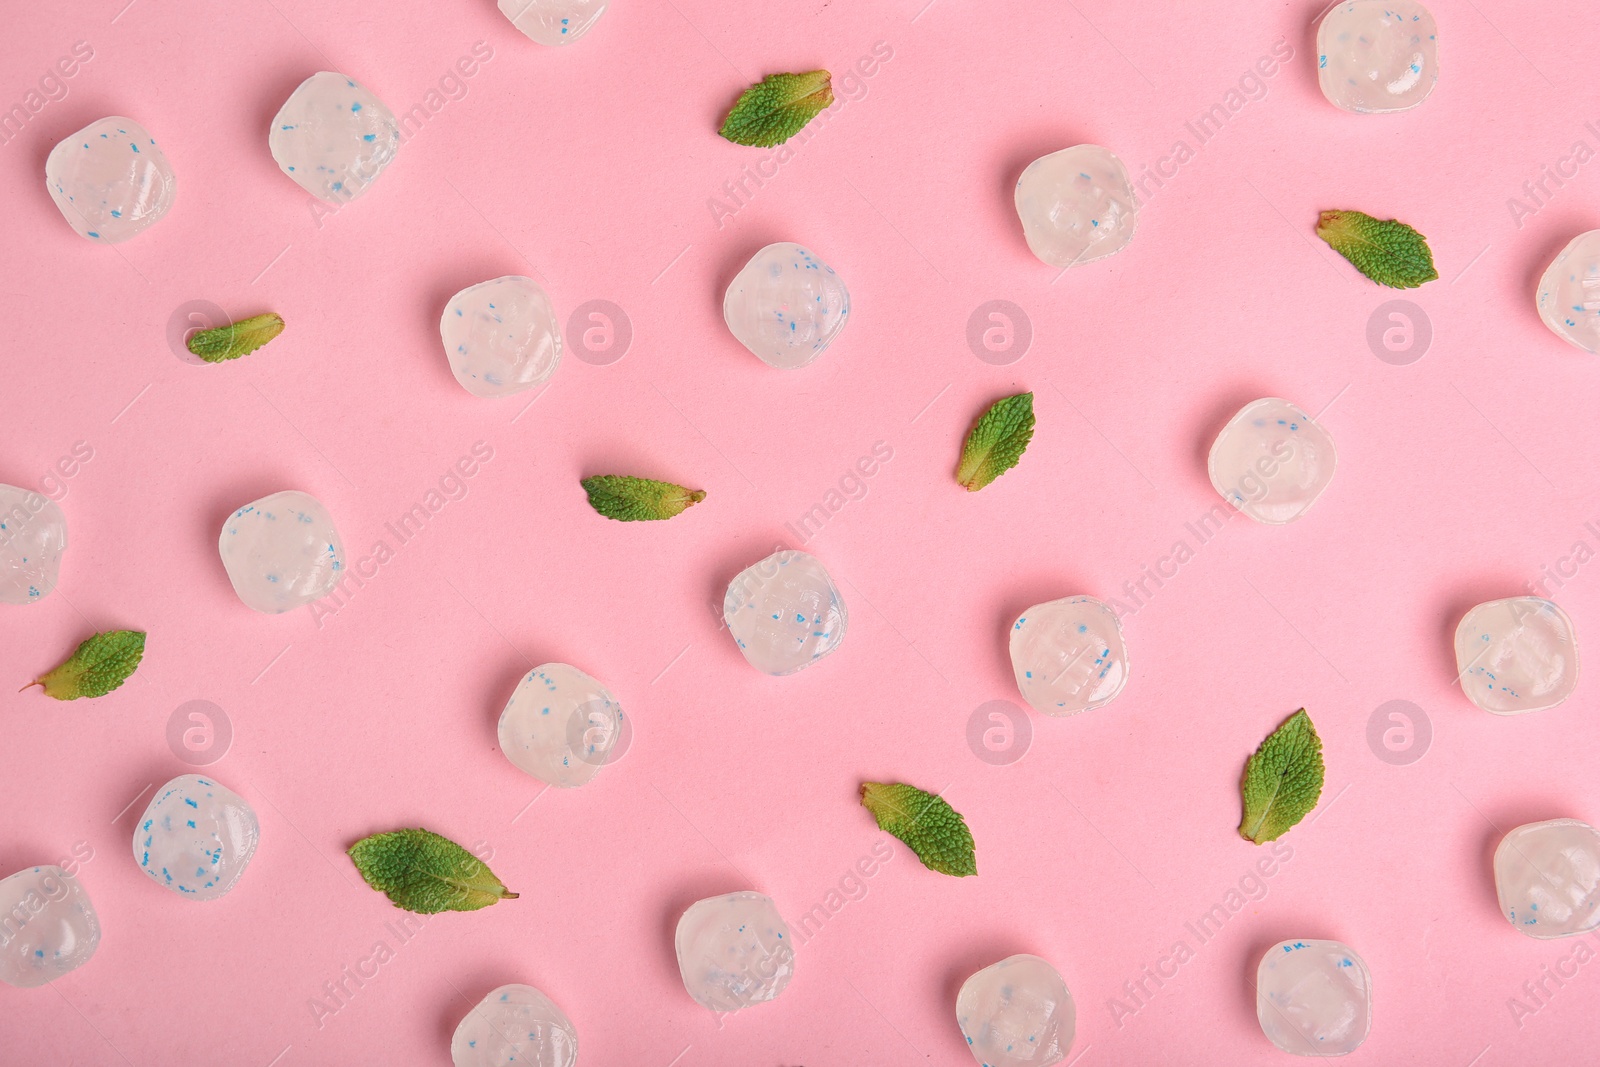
[440,276,562,398]
[0,864,100,988]
[956,954,1075,1067]
[723,550,848,675]
[44,116,175,243]
[1256,939,1372,1056]
[0,483,67,606]
[1537,230,1600,354]
[723,242,850,370]
[217,490,345,613]
[269,72,399,202]
[132,774,259,902]
[497,0,607,46]
[450,983,579,1067]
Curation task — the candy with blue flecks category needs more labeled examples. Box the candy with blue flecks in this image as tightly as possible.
[1454,597,1579,715]
[1208,398,1337,524]
[1495,819,1600,939]
[498,663,624,788]
[440,276,563,398]
[723,242,850,369]
[269,72,399,202]
[723,550,848,675]
[45,116,175,243]
[0,865,100,988]
[498,0,608,46]
[451,983,579,1067]
[218,490,345,613]
[956,954,1076,1067]
[1256,939,1372,1056]
[0,484,67,606]
[1014,145,1138,268]
[1316,0,1439,114]
[1010,596,1128,716]
[1536,230,1600,353]
[132,774,259,901]
[675,892,794,1012]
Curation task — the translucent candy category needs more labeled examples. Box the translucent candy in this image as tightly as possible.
[1009,596,1128,716]
[498,663,624,788]
[132,774,259,900]
[0,484,67,605]
[723,242,850,370]
[451,983,579,1067]
[497,0,608,46]
[0,865,100,988]
[723,550,848,675]
[218,490,345,613]
[45,117,175,243]
[1256,939,1372,1056]
[440,276,562,398]
[269,72,399,202]
[1014,145,1138,268]
[1208,398,1337,524]
[956,954,1076,1067]
[1316,1,1439,114]
[1453,597,1579,715]
[675,892,794,1011]
[1536,230,1600,353]
[1495,819,1600,939]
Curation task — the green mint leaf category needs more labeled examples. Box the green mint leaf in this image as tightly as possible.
[581,475,705,522]
[347,828,519,914]
[860,781,976,877]
[24,630,145,699]
[187,312,285,363]
[1315,210,1437,289]
[956,392,1035,492]
[719,70,833,147]
[1239,709,1325,844]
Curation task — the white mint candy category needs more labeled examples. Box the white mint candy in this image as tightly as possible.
[0,865,100,988]
[270,72,399,202]
[1209,398,1337,524]
[498,0,608,45]
[498,663,624,788]
[1495,819,1600,939]
[45,117,175,243]
[218,490,346,613]
[451,983,579,1067]
[1256,940,1372,1056]
[1014,145,1137,269]
[1536,230,1600,353]
[1454,597,1578,715]
[1316,1,1439,114]
[441,276,562,398]
[675,892,794,1012]
[1010,596,1128,717]
[133,774,259,901]
[723,549,848,675]
[723,242,850,370]
[956,954,1076,1067]
[0,484,67,605]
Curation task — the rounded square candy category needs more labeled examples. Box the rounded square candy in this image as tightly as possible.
[498,0,608,45]
[956,954,1076,1067]
[1496,819,1600,939]
[1316,1,1439,114]
[0,864,100,988]
[440,276,562,397]
[269,72,399,202]
[1256,939,1372,1056]
[45,117,175,243]
[1208,398,1337,524]
[498,663,624,788]
[1536,230,1600,353]
[723,242,850,370]
[132,774,259,900]
[723,550,848,675]
[451,983,578,1067]
[1454,597,1578,715]
[675,892,794,1011]
[1014,145,1138,269]
[218,490,345,613]
[0,483,67,605]
[1009,596,1128,717]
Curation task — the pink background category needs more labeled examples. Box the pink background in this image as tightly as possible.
[3,0,1599,1063]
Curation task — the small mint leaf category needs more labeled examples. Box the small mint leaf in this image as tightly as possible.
[1239,709,1325,844]
[25,630,146,699]
[957,392,1035,491]
[187,312,285,363]
[1315,210,1437,289]
[860,781,976,877]
[347,828,518,914]
[581,475,705,522]
[719,70,833,147]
